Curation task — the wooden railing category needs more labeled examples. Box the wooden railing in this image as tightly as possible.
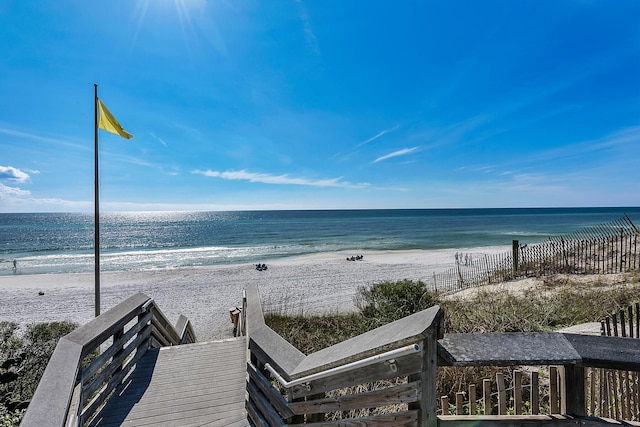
[20,292,196,427]
[244,284,640,426]
[244,283,444,426]
[22,287,640,426]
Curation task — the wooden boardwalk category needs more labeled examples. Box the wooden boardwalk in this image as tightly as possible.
[89,337,249,427]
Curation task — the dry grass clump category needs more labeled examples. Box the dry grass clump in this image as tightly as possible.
[265,312,368,355]
[441,273,640,333]
[266,273,640,350]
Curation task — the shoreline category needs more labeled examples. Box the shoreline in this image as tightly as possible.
[0,247,509,341]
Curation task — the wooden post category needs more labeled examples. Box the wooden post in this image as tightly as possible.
[483,379,491,415]
[559,365,566,414]
[512,240,519,277]
[441,396,449,415]
[229,307,240,336]
[456,392,464,415]
[307,394,325,422]
[514,370,522,415]
[636,302,640,338]
[496,372,506,415]
[603,369,610,418]
[550,366,558,414]
[469,383,476,415]
[531,371,539,415]
[113,327,124,378]
[286,378,305,424]
[563,364,586,416]
[589,368,596,416]
[414,332,439,427]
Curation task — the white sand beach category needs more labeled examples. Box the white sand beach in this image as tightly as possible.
[0,247,508,341]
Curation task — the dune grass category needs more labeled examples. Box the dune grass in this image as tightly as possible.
[1,321,78,426]
[266,272,640,349]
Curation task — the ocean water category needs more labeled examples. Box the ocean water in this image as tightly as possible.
[1,208,638,276]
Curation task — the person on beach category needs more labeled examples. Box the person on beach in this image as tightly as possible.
[12,259,17,272]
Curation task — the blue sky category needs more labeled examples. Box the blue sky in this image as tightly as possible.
[1,1,638,213]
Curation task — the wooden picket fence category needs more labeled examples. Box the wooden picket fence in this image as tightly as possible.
[586,302,640,421]
[439,367,563,416]
[430,215,639,294]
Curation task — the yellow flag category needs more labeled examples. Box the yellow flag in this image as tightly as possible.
[97,99,133,139]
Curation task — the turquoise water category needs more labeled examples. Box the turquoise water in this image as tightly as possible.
[1,208,638,275]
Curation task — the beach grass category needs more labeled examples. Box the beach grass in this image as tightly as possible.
[1,321,78,425]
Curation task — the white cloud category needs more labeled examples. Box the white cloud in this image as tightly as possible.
[0,166,32,183]
[295,0,320,56]
[0,183,31,198]
[372,147,420,164]
[0,126,86,150]
[592,125,640,150]
[192,169,368,188]
[358,125,400,147]
[149,132,168,147]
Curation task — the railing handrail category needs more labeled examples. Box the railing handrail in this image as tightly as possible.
[263,343,421,388]
[245,283,443,426]
[21,292,196,427]
[67,293,151,357]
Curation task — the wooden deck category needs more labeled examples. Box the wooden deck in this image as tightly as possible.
[89,337,249,427]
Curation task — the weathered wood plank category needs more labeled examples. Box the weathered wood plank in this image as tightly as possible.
[246,398,271,427]
[563,364,585,416]
[101,386,246,417]
[288,409,419,426]
[95,390,246,425]
[82,328,150,402]
[291,306,443,379]
[289,381,420,415]
[151,309,181,345]
[22,294,155,426]
[438,415,640,426]
[21,338,83,427]
[175,313,198,344]
[290,352,423,399]
[563,333,640,370]
[248,362,295,419]
[82,337,151,425]
[65,292,151,357]
[438,333,581,366]
[80,312,153,383]
[249,326,306,379]
[95,405,246,427]
[247,380,287,427]
[90,338,249,427]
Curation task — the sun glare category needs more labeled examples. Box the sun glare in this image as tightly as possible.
[132,0,210,59]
